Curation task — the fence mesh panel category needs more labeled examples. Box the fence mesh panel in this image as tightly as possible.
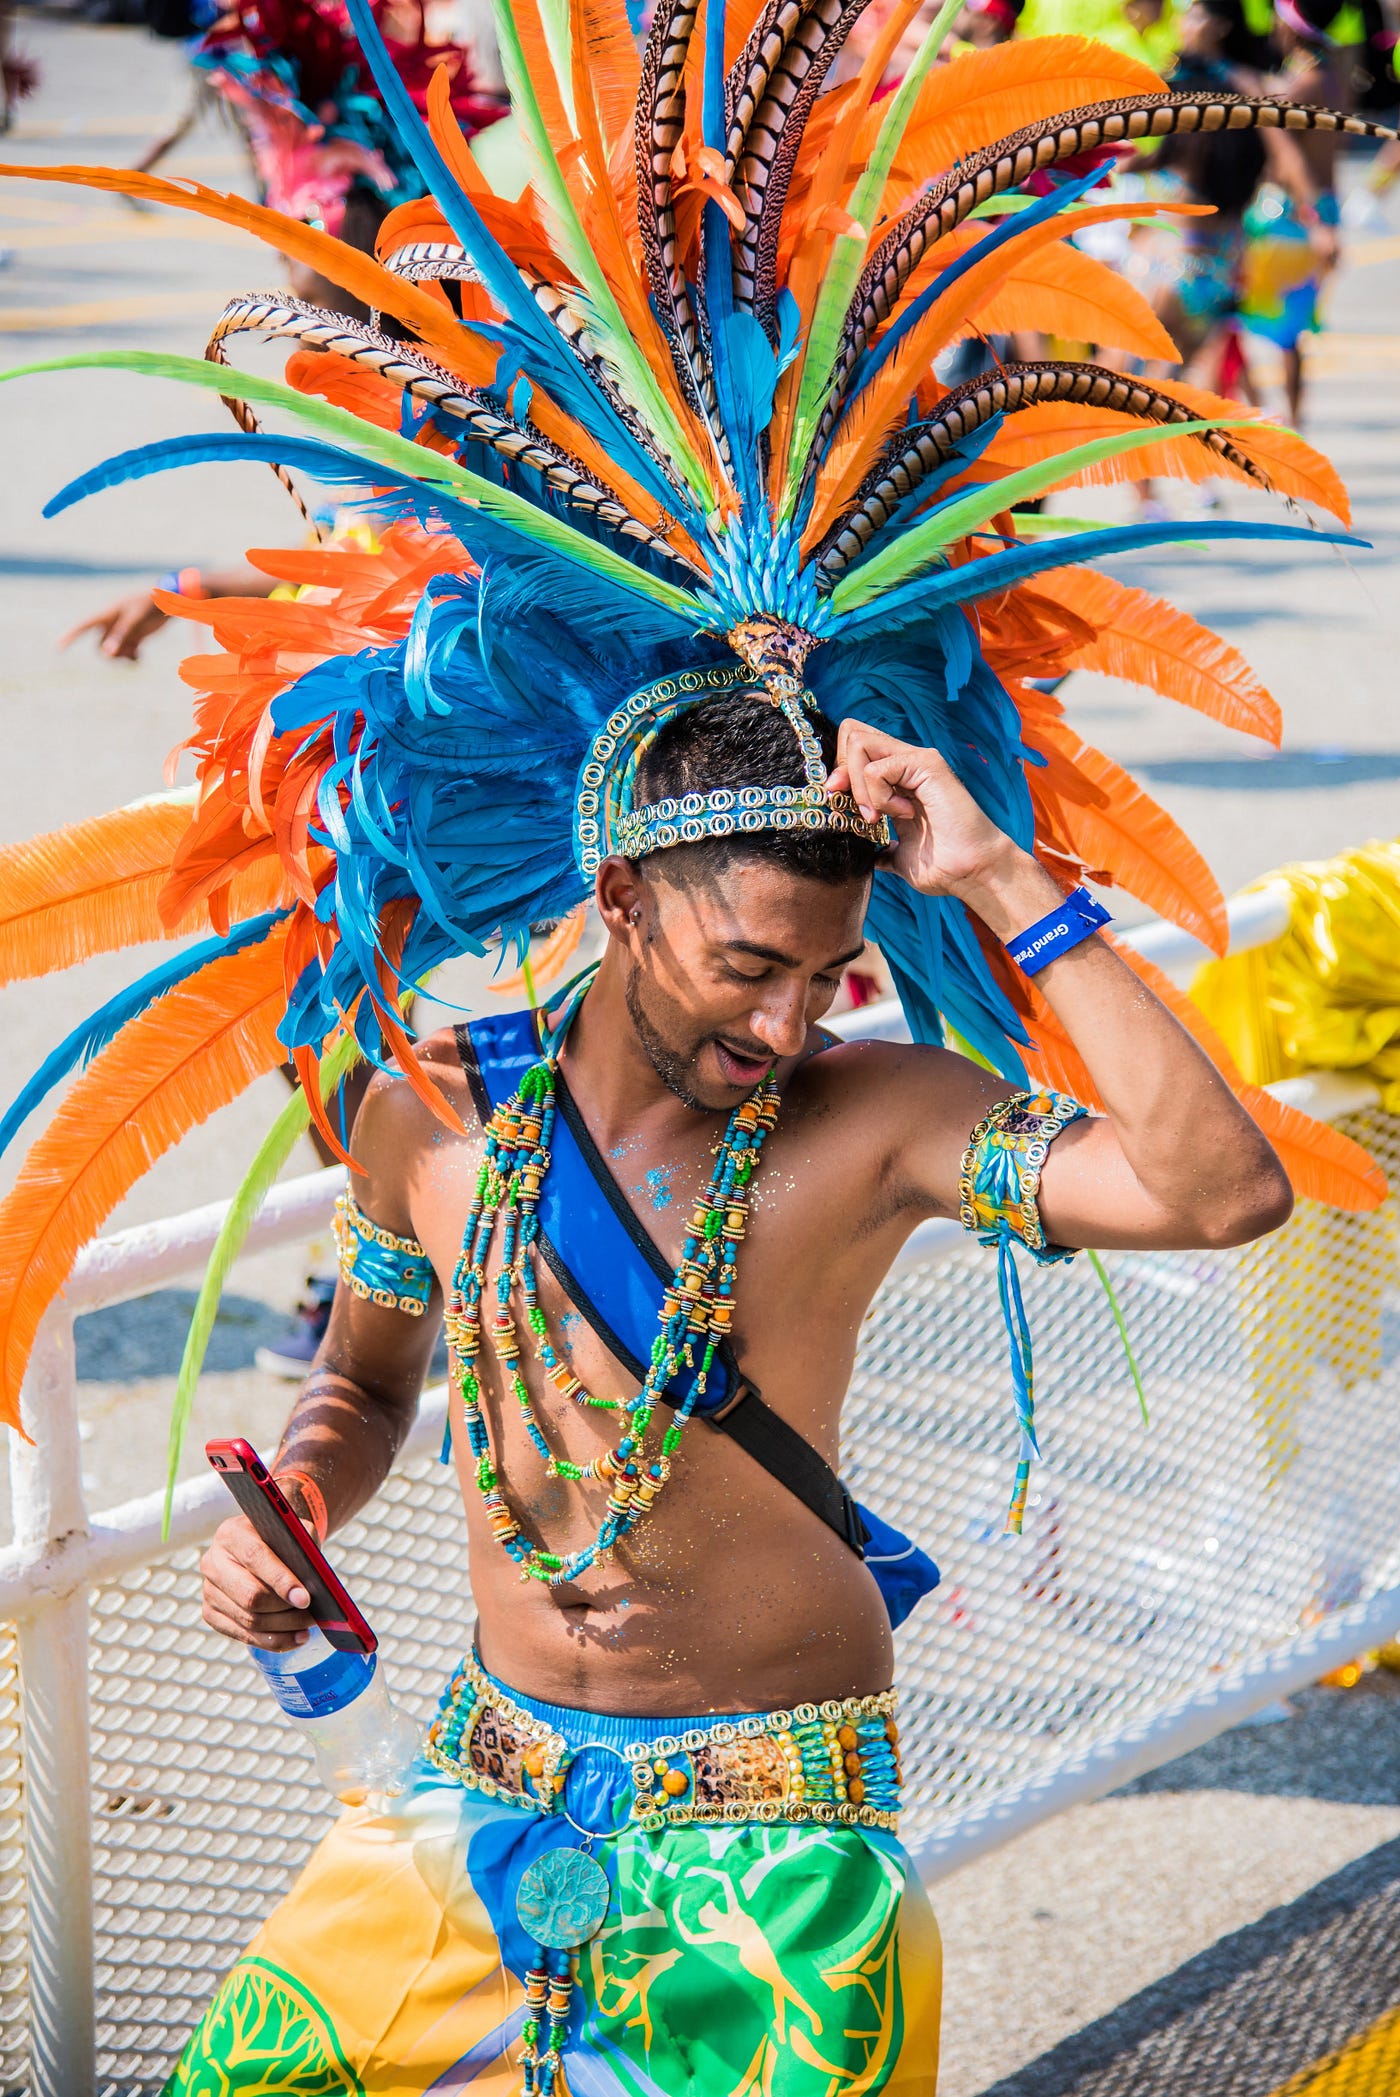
[0,1621,26,2095]
[3,1109,1398,2090]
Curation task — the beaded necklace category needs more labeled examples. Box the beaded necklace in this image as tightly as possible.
[445,988,780,1588]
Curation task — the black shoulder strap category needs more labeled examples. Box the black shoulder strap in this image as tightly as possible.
[456,1018,865,1554]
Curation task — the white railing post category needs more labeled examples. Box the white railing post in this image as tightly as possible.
[11,1312,96,2097]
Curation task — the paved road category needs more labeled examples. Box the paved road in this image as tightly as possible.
[3,19,1400,2096]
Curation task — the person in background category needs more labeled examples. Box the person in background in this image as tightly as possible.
[953,0,1024,47]
[1117,0,1338,518]
[1238,0,1352,424]
[0,0,37,135]
[1019,0,1179,68]
[62,4,502,665]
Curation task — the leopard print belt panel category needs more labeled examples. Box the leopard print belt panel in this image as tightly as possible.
[423,1652,903,1833]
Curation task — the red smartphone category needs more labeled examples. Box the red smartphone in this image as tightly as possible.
[206,1437,377,1655]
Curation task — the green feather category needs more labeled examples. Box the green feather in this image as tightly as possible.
[830,417,1252,611]
[781,0,963,516]
[536,0,577,126]
[1000,512,1121,539]
[487,0,713,506]
[2,351,706,622]
[1086,1248,1150,1425]
[162,1031,362,1538]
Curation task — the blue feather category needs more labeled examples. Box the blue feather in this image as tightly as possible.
[712,309,780,510]
[833,518,1370,634]
[701,0,726,153]
[338,0,587,369]
[340,0,698,524]
[42,432,701,625]
[0,911,288,1161]
[266,553,731,1057]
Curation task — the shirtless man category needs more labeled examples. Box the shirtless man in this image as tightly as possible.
[184,694,1291,2094]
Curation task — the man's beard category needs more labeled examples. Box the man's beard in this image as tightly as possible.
[624,963,713,1112]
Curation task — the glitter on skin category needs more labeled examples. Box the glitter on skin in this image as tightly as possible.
[643,1164,676,1210]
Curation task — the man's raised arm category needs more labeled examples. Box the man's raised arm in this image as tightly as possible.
[200,1069,445,1650]
[829,720,1294,1255]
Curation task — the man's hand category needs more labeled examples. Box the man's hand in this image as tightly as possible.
[827,719,1060,936]
[201,1514,313,1650]
[59,590,170,662]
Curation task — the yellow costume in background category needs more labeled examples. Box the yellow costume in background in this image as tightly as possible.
[1192,842,1400,1491]
[1192,840,1400,1109]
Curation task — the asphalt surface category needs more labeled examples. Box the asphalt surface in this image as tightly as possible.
[3,18,1400,2096]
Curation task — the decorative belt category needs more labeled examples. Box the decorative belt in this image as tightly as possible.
[424,1652,903,1834]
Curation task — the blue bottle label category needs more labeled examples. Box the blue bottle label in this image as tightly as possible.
[258,1646,377,1718]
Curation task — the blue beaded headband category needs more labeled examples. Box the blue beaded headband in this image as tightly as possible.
[571,645,894,880]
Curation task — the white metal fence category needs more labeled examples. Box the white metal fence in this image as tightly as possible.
[2,932,1399,2093]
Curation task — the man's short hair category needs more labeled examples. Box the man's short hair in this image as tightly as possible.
[632,690,882,887]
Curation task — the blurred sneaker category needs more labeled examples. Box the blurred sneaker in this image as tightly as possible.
[256,1276,335,1379]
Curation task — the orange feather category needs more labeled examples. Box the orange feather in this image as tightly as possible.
[564,0,688,375]
[1023,716,1228,951]
[1024,944,1385,1211]
[723,0,777,67]
[884,37,1165,205]
[0,801,290,986]
[574,0,641,155]
[1139,378,1351,521]
[984,393,1349,519]
[0,802,193,986]
[508,0,578,168]
[920,228,1181,363]
[807,201,1204,546]
[0,926,291,1428]
[1,161,497,388]
[424,65,496,199]
[285,345,413,434]
[1033,568,1282,745]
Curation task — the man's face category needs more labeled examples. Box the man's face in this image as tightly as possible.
[619,854,871,1112]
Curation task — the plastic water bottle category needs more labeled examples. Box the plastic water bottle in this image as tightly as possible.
[252,1628,422,1805]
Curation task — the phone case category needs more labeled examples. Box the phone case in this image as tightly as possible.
[206,1439,377,1653]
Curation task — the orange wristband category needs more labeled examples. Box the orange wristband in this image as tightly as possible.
[275,1468,330,1545]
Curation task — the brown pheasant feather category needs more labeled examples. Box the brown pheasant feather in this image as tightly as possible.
[815,362,1272,578]
[815,93,1392,454]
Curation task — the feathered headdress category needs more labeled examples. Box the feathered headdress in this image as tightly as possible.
[195,0,504,229]
[0,4,1391,1444]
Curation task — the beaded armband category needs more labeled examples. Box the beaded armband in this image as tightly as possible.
[332,1191,433,1315]
[958,1089,1090,1533]
[958,1089,1088,1266]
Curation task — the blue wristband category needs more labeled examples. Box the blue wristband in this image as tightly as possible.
[1006,884,1111,976]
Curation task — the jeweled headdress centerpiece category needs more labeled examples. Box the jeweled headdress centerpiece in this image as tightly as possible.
[576,614,895,876]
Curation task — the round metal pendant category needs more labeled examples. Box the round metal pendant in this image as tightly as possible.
[516,1846,611,1950]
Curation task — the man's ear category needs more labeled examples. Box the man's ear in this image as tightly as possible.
[596,856,650,945]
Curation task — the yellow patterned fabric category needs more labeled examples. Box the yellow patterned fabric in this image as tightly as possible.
[164,1665,942,2095]
[1191,841,1400,1111]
